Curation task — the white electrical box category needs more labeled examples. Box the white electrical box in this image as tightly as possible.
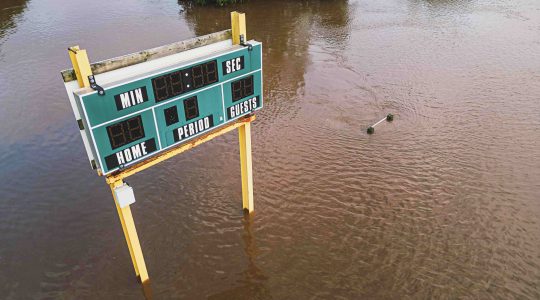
[114,184,136,208]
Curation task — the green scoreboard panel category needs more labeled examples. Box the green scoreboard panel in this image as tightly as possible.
[72,41,262,175]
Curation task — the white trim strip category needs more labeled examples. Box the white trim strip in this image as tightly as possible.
[80,96,103,169]
[79,42,261,97]
[220,83,226,121]
[152,108,162,149]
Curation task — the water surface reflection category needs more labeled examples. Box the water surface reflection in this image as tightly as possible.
[0,0,539,298]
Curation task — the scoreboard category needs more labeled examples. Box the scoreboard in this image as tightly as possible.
[70,41,262,175]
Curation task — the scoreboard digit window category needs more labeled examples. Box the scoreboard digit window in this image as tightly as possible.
[71,41,263,175]
[151,60,219,102]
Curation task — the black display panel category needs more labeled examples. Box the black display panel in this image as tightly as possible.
[164,106,179,126]
[151,60,218,102]
[106,115,145,150]
[183,96,199,121]
[231,75,254,102]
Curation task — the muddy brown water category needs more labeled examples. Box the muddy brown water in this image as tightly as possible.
[1,0,539,298]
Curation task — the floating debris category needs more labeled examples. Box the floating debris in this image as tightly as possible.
[367,114,394,134]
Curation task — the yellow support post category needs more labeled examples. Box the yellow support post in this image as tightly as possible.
[231,11,246,45]
[68,46,150,284]
[231,12,254,213]
[109,180,149,283]
[68,46,92,88]
[119,202,149,284]
[238,122,254,213]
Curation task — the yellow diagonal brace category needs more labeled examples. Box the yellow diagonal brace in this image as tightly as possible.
[105,115,255,184]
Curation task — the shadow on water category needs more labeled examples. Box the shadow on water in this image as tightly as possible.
[0,0,28,41]
[138,213,269,299]
[0,0,28,60]
[207,213,271,299]
[407,0,474,12]
[141,279,153,300]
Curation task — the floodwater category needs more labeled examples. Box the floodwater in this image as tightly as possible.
[1,0,539,298]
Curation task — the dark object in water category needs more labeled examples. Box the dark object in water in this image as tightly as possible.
[367,113,394,134]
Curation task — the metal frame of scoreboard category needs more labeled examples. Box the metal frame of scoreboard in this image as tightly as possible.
[60,12,260,292]
[71,41,262,175]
